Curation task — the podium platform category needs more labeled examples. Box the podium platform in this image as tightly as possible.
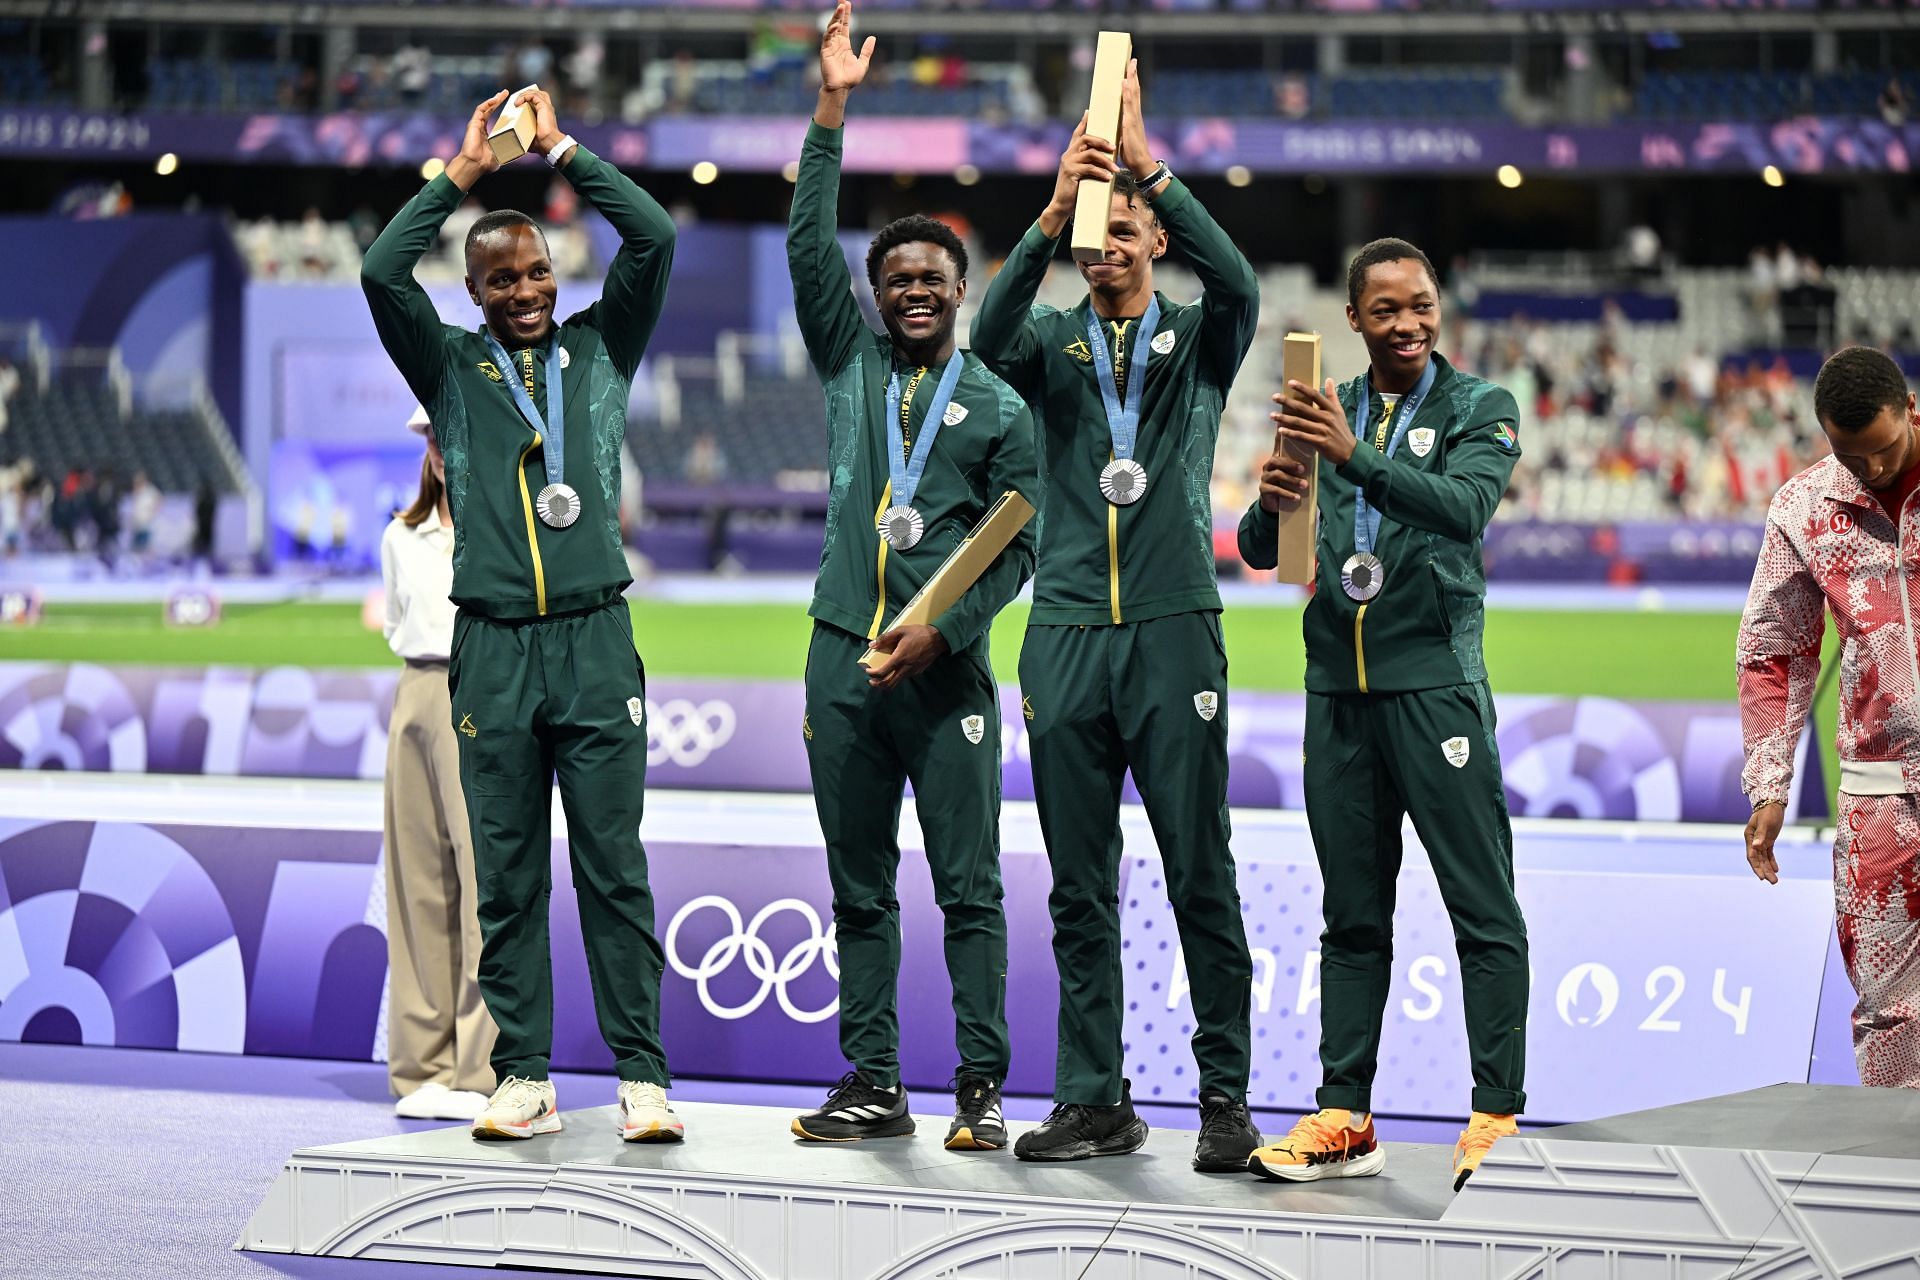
[241,1083,1920,1279]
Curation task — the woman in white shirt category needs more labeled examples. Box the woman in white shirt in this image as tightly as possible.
[381,408,497,1119]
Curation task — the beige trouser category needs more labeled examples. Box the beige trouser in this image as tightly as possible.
[384,661,498,1096]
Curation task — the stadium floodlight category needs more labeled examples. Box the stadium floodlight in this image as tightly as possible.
[691,161,719,185]
[1497,165,1524,189]
[420,158,445,181]
[954,164,981,187]
[1226,165,1252,188]
[1762,165,1785,188]
[155,153,179,176]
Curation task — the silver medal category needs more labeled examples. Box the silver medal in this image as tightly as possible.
[1099,458,1149,506]
[535,482,580,529]
[1341,552,1384,602]
[878,504,924,550]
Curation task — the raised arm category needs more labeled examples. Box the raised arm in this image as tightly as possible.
[508,88,675,383]
[930,394,1040,652]
[787,1,877,377]
[361,90,509,407]
[1117,63,1258,385]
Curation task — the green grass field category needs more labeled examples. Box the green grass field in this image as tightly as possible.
[3,598,1745,698]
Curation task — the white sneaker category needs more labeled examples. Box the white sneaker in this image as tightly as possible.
[617,1081,685,1143]
[472,1076,562,1141]
[396,1084,491,1121]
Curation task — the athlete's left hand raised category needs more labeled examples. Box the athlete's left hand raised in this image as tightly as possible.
[1272,378,1356,467]
[1117,59,1156,178]
[865,623,948,690]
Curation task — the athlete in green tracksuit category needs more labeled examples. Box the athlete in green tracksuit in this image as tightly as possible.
[1239,238,1528,1193]
[362,88,683,1145]
[785,4,1037,1152]
[970,65,1262,1170]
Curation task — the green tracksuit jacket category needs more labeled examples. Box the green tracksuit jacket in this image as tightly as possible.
[969,180,1259,625]
[361,146,673,620]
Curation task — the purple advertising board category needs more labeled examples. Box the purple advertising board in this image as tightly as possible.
[0,798,1845,1122]
[0,662,1817,824]
[2,107,1914,177]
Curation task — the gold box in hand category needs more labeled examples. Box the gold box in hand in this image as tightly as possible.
[1070,31,1132,266]
[859,491,1037,669]
[487,85,541,164]
[1274,332,1321,584]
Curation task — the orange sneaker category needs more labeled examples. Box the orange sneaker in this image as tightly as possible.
[1451,1111,1518,1191]
[1246,1108,1384,1182]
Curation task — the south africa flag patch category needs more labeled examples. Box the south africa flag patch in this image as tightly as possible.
[1493,423,1518,451]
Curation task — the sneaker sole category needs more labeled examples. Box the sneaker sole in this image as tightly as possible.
[1194,1151,1259,1173]
[1014,1119,1150,1163]
[622,1122,686,1143]
[471,1113,563,1141]
[791,1117,917,1143]
[1247,1145,1385,1182]
[944,1126,1007,1151]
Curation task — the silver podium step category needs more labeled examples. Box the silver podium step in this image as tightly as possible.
[240,1084,1920,1279]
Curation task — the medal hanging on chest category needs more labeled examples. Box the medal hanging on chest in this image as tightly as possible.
[1344,360,1436,601]
[1089,299,1160,506]
[878,354,964,550]
[486,333,577,528]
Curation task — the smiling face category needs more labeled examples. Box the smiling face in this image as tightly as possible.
[1348,257,1442,391]
[1823,394,1920,491]
[1078,189,1166,302]
[875,241,965,358]
[465,224,558,348]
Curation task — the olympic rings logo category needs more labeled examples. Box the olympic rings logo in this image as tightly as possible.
[663,895,840,1023]
[646,699,737,768]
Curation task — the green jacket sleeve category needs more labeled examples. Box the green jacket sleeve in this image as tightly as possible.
[360,173,463,407]
[930,396,1040,652]
[787,122,868,378]
[1236,499,1280,571]
[1152,178,1259,387]
[969,220,1057,399]
[1333,389,1521,543]
[564,147,676,382]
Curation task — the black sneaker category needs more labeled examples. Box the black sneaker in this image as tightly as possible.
[945,1074,1007,1151]
[1193,1091,1263,1171]
[790,1071,915,1142]
[1013,1078,1150,1162]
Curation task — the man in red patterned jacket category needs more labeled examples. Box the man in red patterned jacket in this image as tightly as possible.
[1740,345,1920,1090]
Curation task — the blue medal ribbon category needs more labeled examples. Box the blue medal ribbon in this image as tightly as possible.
[1350,356,1436,556]
[883,352,964,514]
[484,333,566,489]
[1086,297,1160,464]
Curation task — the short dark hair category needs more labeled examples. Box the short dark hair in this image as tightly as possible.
[1347,238,1440,307]
[866,215,969,288]
[1815,346,1910,433]
[464,209,546,271]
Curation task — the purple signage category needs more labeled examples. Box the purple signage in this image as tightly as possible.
[0,807,1844,1121]
[2,107,1914,176]
[0,663,1785,824]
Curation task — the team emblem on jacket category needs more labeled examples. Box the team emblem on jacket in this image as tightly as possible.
[1063,339,1093,364]
[1442,736,1470,768]
[558,346,571,369]
[1408,427,1435,458]
[961,714,985,745]
[943,402,969,427]
[1194,690,1219,722]
[1831,510,1855,535]
[627,697,645,727]
[477,361,504,382]
[1493,423,1518,451]
[1021,696,1035,721]
[1151,329,1177,356]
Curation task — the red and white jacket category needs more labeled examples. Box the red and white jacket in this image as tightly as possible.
[1739,455,1920,808]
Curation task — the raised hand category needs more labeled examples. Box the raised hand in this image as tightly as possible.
[1040,115,1117,237]
[1117,57,1155,177]
[447,90,512,191]
[1271,378,1357,467]
[512,86,566,156]
[821,0,876,95]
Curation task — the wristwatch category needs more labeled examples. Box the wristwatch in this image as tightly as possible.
[545,135,579,168]
[1137,161,1172,199]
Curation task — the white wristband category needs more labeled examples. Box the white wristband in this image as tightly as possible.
[545,136,579,168]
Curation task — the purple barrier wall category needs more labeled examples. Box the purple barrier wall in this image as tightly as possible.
[0,809,1845,1121]
[3,108,1912,176]
[0,663,1824,824]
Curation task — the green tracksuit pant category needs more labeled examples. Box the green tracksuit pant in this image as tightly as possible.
[1019,611,1252,1106]
[1304,681,1528,1116]
[802,622,1011,1089]
[449,599,668,1086]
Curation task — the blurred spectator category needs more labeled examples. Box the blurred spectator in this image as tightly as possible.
[1880,77,1910,127]
[0,464,21,557]
[193,483,217,570]
[93,469,121,565]
[298,207,336,276]
[0,356,17,434]
[507,40,553,90]
[392,41,432,106]
[128,471,160,555]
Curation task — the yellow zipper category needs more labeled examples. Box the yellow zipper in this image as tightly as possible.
[1106,451,1123,624]
[516,430,548,616]
[1354,604,1369,693]
[868,481,892,639]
